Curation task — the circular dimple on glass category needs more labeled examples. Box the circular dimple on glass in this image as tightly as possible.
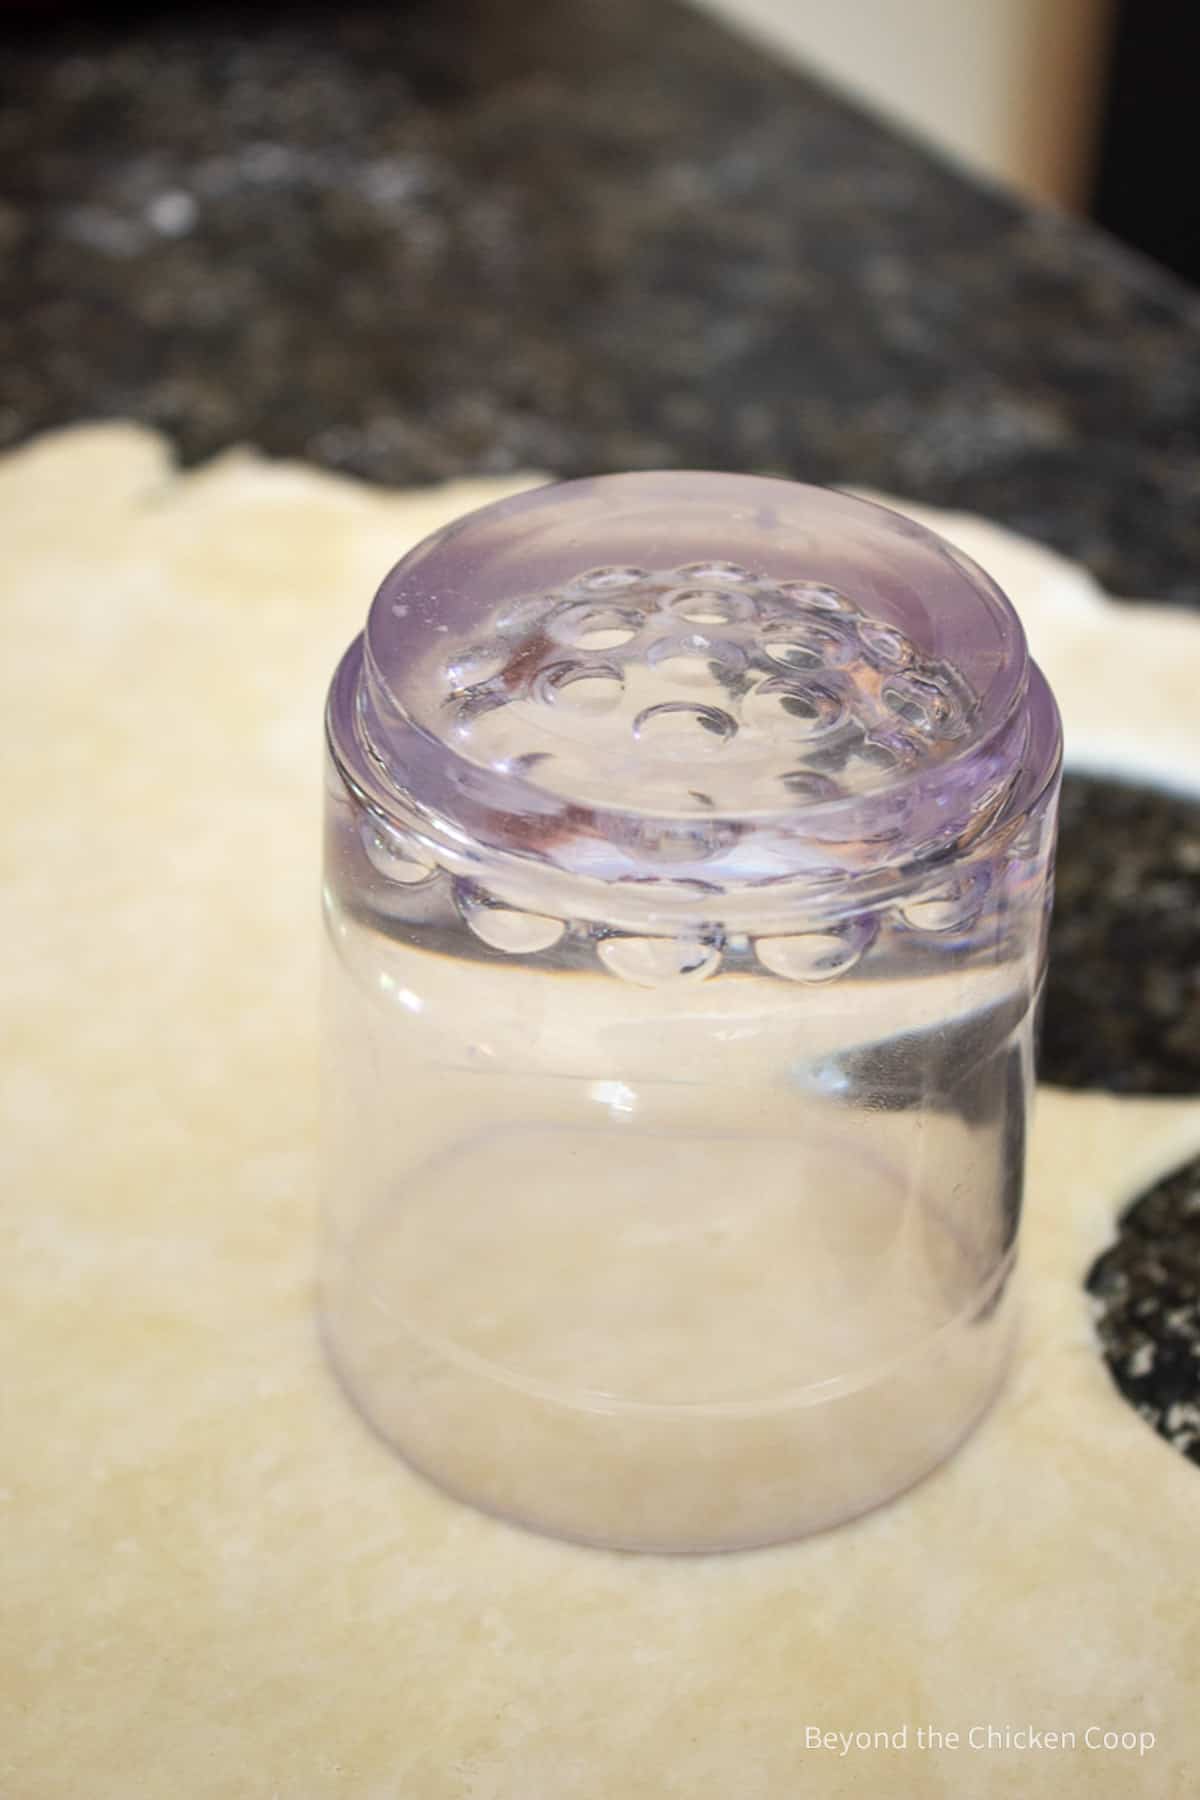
[618,815,740,863]
[457,883,565,954]
[674,560,755,584]
[857,619,914,669]
[755,919,874,982]
[532,659,625,714]
[360,817,438,887]
[898,869,989,934]
[744,677,845,739]
[444,641,510,690]
[448,682,509,731]
[548,603,644,650]
[569,565,650,593]
[762,622,854,673]
[646,632,748,688]
[778,768,842,804]
[777,580,856,614]
[666,586,757,626]
[597,931,723,985]
[882,672,963,737]
[632,701,738,755]
[760,637,820,672]
[843,729,923,781]
[853,739,901,774]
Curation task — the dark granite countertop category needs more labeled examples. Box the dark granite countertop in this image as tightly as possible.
[4,0,1200,607]
[2,0,1198,1457]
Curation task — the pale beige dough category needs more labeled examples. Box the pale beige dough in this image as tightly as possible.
[2,425,1199,1798]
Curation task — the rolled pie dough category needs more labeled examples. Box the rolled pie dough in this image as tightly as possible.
[2,426,1199,1799]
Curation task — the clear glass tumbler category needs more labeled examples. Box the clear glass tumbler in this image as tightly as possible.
[320,472,1061,1551]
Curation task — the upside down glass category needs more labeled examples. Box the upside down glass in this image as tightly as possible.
[320,472,1061,1552]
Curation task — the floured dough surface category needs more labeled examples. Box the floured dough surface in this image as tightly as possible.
[2,426,1199,1799]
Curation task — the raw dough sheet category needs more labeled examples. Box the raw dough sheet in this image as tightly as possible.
[3,426,1199,1798]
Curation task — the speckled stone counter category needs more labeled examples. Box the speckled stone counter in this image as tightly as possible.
[2,0,1198,1458]
[4,0,1200,606]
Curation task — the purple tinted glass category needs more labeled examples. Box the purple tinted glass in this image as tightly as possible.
[321,472,1062,1550]
[330,473,1059,924]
